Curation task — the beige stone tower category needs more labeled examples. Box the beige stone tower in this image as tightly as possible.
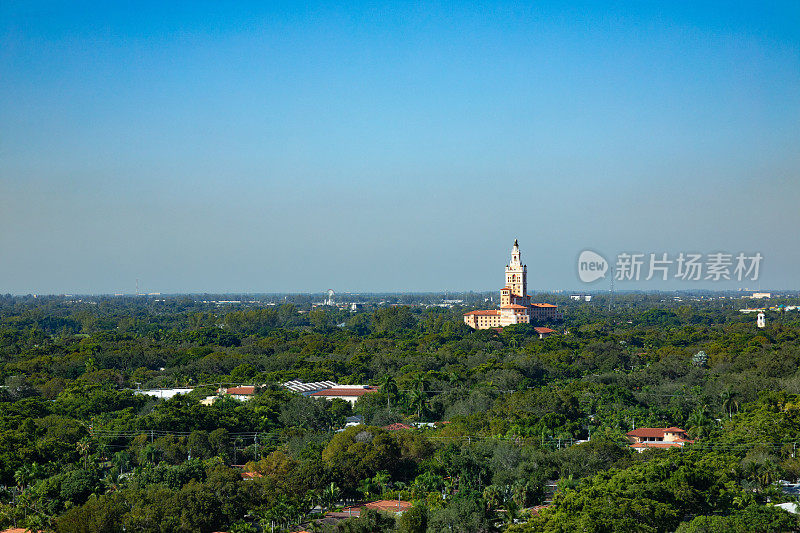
[504,239,528,306]
[463,239,561,330]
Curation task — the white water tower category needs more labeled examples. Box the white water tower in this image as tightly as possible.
[757,311,766,328]
[325,289,335,306]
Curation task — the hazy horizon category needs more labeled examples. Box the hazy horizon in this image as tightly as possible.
[3,2,799,294]
[7,288,799,299]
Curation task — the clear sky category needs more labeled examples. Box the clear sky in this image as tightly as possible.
[2,1,798,294]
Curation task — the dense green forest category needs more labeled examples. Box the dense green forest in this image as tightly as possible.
[1,294,799,532]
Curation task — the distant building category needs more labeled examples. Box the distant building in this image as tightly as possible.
[206,385,258,403]
[134,387,194,400]
[202,385,260,404]
[345,415,363,427]
[750,292,772,299]
[776,502,799,515]
[530,303,561,320]
[626,427,693,451]
[569,294,591,301]
[464,240,562,329]
[310,385,379,405]
[382,422,412,431]
[329,500,412,518]
[283,380,338,395]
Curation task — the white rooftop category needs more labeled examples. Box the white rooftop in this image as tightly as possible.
[282,380,338,393]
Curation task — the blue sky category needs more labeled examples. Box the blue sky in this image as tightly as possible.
[1,1,798,294]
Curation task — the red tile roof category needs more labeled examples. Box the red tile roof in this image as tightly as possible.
[340,500,412,515]
[500,304,527,309]
[310,387,378,397]
[382,422,412,431]
[464,310,501,316]
[240,471,263,479]
[534,327,555,334]
[226,386,257,395]
[531,303,557,308]
[364,500,412,513]
[627,427,686,438]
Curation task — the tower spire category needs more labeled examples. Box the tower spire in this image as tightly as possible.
[509,239,522,268]
[506,238,526,298]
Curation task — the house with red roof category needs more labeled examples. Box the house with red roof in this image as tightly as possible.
[310,385,378,406]
[626,427,694,451]
[327,500,413,519]
[224,385,258,400]
[201,385,261,405]
[382,422,412,431]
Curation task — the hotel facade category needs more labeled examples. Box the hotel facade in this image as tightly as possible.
[464,240,562,329]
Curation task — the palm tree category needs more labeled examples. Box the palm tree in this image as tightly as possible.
[358,477,376,500]
[381,375,398,408]
[758,461,780,488]
[447,371,460,389]
[76,437,91,468]
[742,461,760,483]
[409,388,426,420]
[511,480,529,508]
[14,462,41,491]
[686,407,713,440]
[720,389,739,420]
[373,470,390,497]
[320,482,340,513]
[141,443,159,465]
[408,374,427,419]
[733,491,757,509]
[483,485,503,511]
[412,374,427,394]
[112,450,131,474]
[96,441,110,462]
[502,500,520,526]
[234,436,244,464]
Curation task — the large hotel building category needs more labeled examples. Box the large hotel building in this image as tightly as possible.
[464,240,562,330]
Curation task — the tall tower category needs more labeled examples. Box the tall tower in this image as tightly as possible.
[505,239,527,300]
